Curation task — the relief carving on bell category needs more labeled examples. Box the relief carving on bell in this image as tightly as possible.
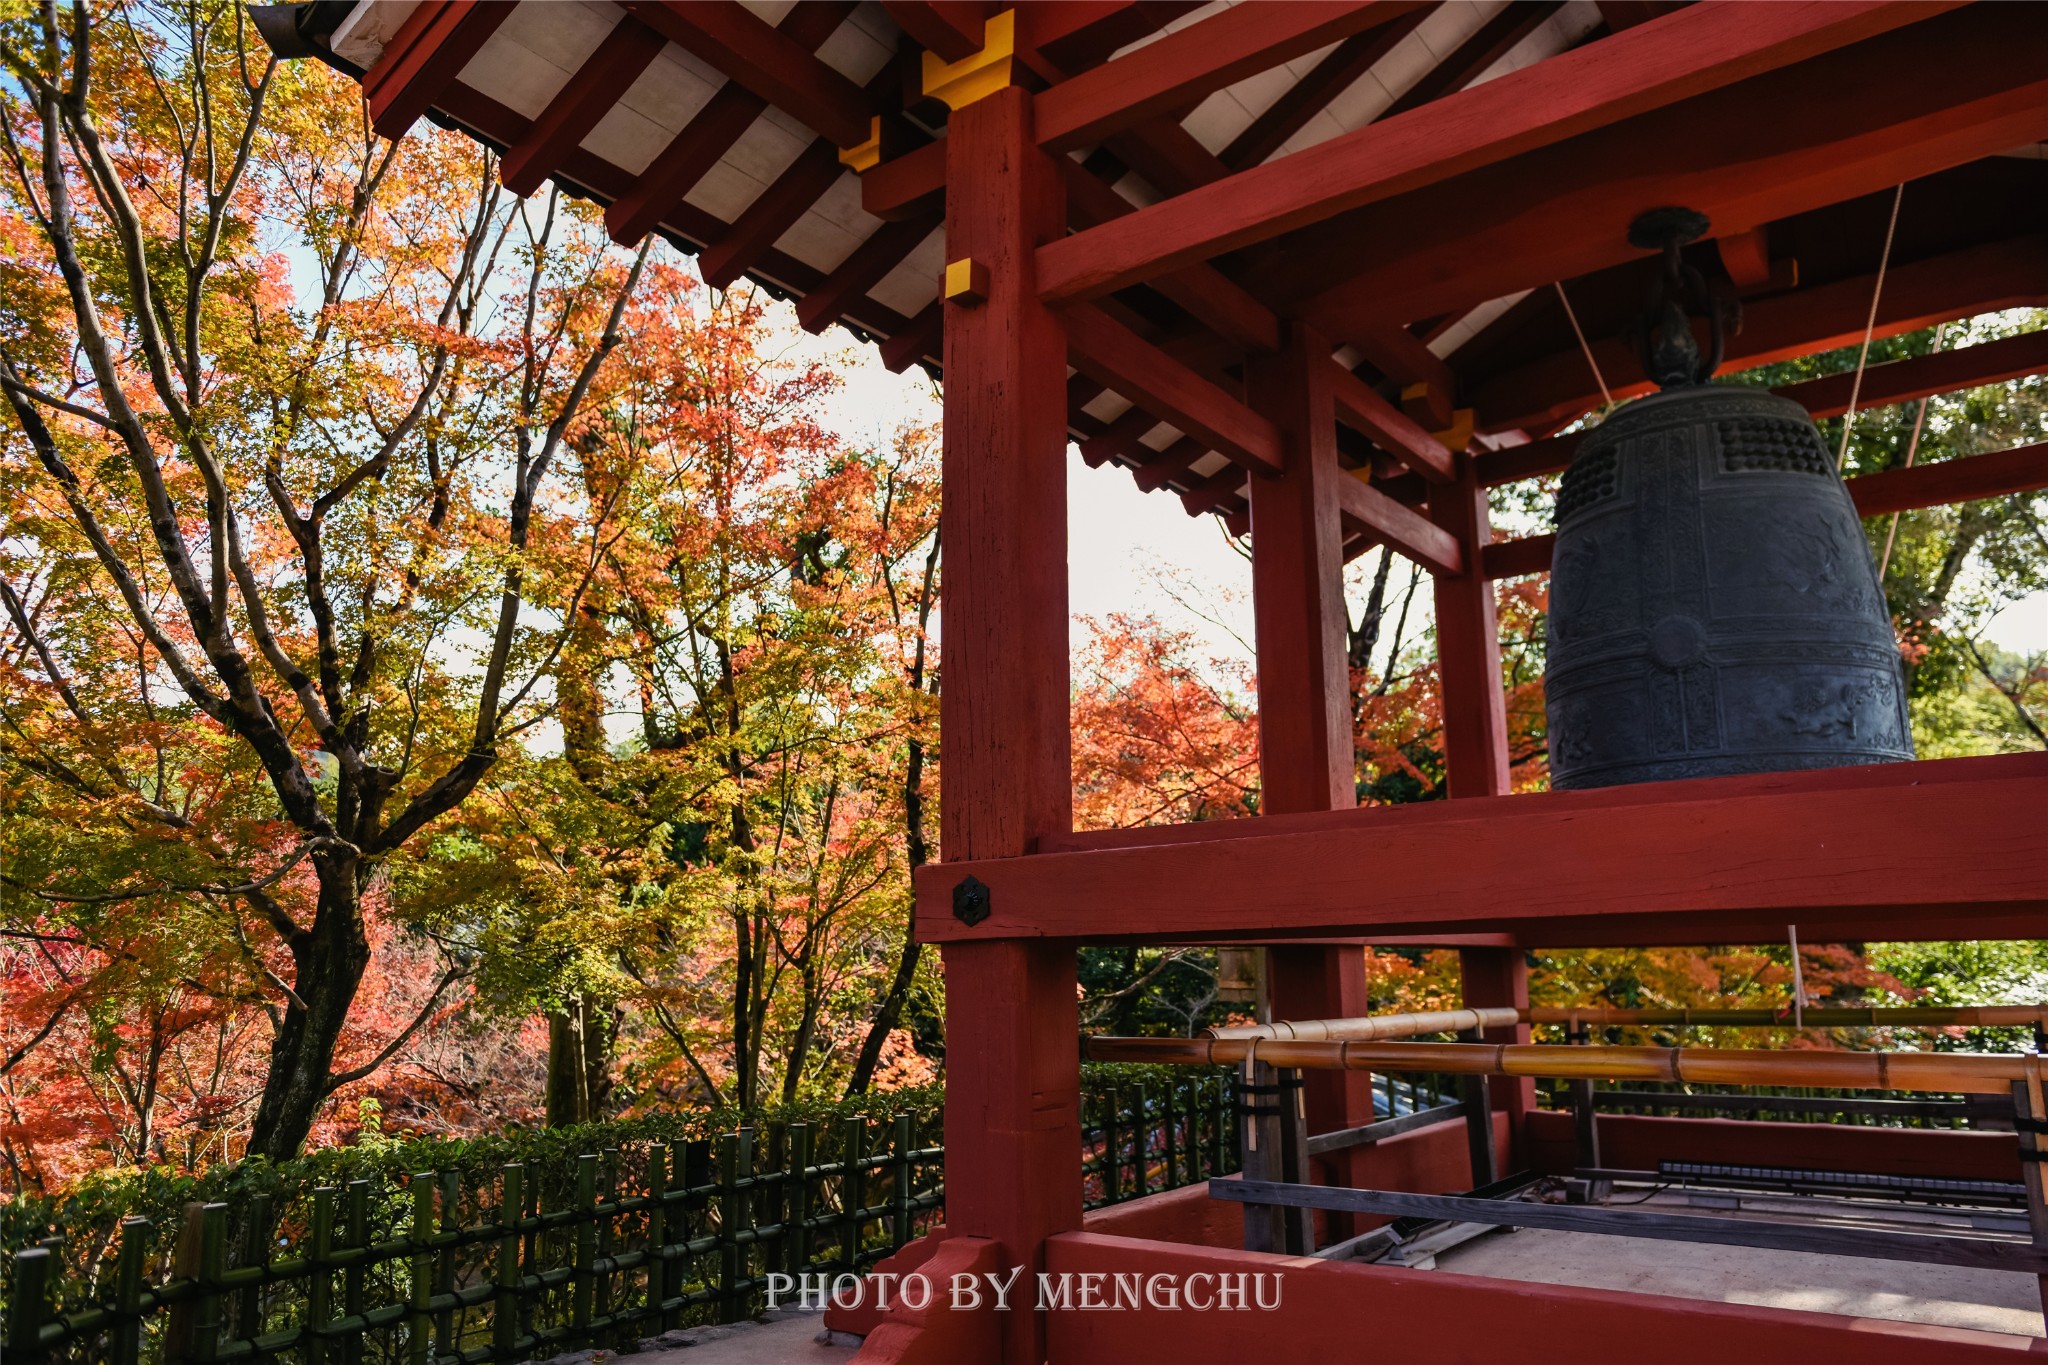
[1543,210,1914,790]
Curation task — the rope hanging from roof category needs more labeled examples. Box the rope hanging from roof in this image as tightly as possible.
[1835,182,1907,472]
[1877,322,1947,581]
[1553,279,1613,414]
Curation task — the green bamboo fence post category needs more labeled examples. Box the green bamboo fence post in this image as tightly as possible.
[596,1150,618,1345]
[238,1194,272,1346]
[7,1247,51,1365]
[717,1131,747,1324]
[1102,1087,1122,1205]
[572,1153,598,1343]
[165,1202,203,1365]
[1163,1082,1182,1191]
[839,1118,864,1273]
[341,1182,367,1365]
[520,1170,541,1348]
[890,1115,913,1248]
[785,1124,812,1280]
[494,1166,523,1361]
[113,1216,150,1365]
[306,1188,336,1365]
[407,1173,434,1365]
[1132,1084,1151,1197]
[434,1171,458,1360]
[195,1203,228,1364]
[1210,1075,1228,1174]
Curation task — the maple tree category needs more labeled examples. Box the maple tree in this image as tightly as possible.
[0,0,646,1163]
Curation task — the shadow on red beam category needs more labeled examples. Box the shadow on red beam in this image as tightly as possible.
[915,752,2048,944]
[1039,1232,2028,1363]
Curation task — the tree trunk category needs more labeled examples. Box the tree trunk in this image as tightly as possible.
[544,996,617,1126]
[246,861,372,1160]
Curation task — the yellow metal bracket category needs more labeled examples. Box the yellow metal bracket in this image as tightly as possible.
[921,10,1015,111]
[1432,408,1476,451]
[945,258,990,306]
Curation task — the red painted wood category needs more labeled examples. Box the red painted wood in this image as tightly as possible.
[1460,945,1536,1161]
[604,2,855,246]
[1375,1,1565,123]
[862,139,947,222]
[1482,532,1554,581]
[1132,438,1205,493]
[1043,1232,2032,1361]
[1779,329,2048,423]
[1524,1111,2028,1184]
[1220,10,1430,170]
[501,17,666,197]
[624,1,872,148]
[696,140,845,289]
[1246,325,1378,1189]
[1294,7,2048,357]
[880,301,942,374]
[911,752,2048,943]
[363,0,510,140]
[880,0,988,61]
[1347,328,1456,428]
[1062,303,1283,475]
[1077,407,1157,469]
[1475,233,2048,433]
[1034,1,1936,302]
[795,215,939,334]
[1335,477,1461,577]
[1847,440,2048,517]
[1478,432,1584,486]
[856,1236,1002,1365]
[1329,361,1456,483]
[1034,2,1424,153]
[936,87,1079,1365]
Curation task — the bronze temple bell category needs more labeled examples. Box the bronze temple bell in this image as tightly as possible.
[1544,210,1914,790]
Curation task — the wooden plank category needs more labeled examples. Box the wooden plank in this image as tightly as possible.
[1214,1180,2048,1275]
[501,17,666,196]
[1431,460,1511,795]
[1335,477,1461,576]
[1221,10,1431,170]
[1329,361,1455,483]
[880,0,986,60]
[862,138,947,222]
[1777,330,2048,422]
[1306,1102,1469,1157]
[1291,6,2048,364]
[1034,2,1425,153]
[606,3,856,245]
[624,1,873,149]
[363,0,511,139]
[1133,438,1206,493]
[1062,304,1283,475]
[1482,533,1554,580]
[1477,433,1582,486]
[1034,1,1937,302]
[910,750,2048,943]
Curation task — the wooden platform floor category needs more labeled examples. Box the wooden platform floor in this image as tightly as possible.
[1429,1190,2045,1339]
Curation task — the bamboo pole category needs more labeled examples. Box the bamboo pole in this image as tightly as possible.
[1081,1036,2048,1096]
[1206,1007,1521,1042]
[1525,1004,2048,1029]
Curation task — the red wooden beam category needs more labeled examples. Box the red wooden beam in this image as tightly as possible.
[1220,8,1432,170]
[1180,465,1248,518]
[1777,329,2048,423]
[1346,329,1456,429]
[1477,432,1581,487]
[862,139,947,222]
[605,3,855,246]
[1846,440,2048,518]
[362,0,511,139]
[1374,0,1565,123]
[1062,303,1282,476]
[1481,439,2048,578]
[1133,437,1207,493]
[501,17,667,197]
[1289,5,2048,352]
[623,0,873,149]
[1335,476,1462,577]
[879,301,942,374]
[1034,2,1426,154]
[1078,407,1157,468]
[696,141,845,289]
[1475,235,2048,433]
[880,0,988,61]
[1431,458,1512,796]
[911,751,2048,944]
[794,215,939,334]
[1034,1,1934,302]
[1328,362,1455,484]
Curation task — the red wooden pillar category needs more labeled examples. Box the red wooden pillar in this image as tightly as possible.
[936,84,1079,1365]
[1433,459,1536,1155]
[1248,324,1375,1180]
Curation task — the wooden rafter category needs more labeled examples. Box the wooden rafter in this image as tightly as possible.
[696,141,846,290]
[605,2,855,246]
[1336,476,1462,577]
[622,0,873,149]
[1329,363,1455,483]
[1219,7,1432,171]
[1375,1,1565,125]
[363,0,511,139]
[795,216,940,334]
[1034,3,1946,303]
[1061,303,1282,476]
[501,16,666,197]
[1779,328,2048,423]
[1034,2,1426,154]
